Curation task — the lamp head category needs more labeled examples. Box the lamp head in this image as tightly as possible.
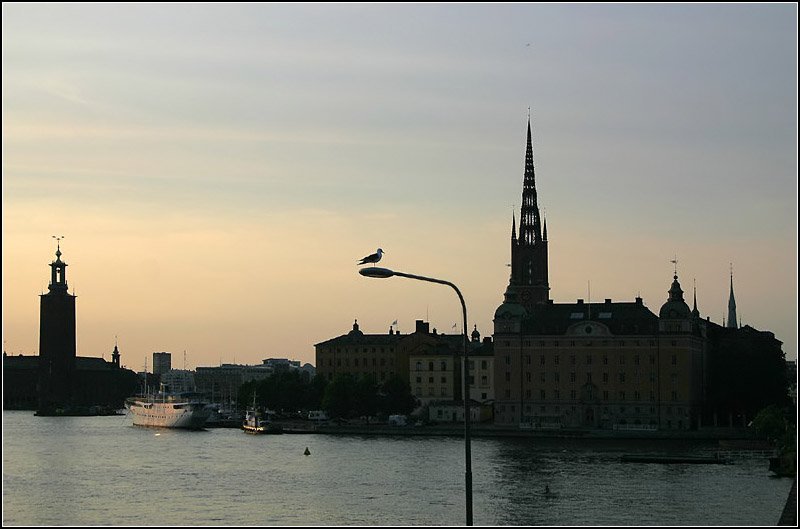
[359,267,395,279]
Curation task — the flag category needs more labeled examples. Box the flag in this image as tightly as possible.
[392,320,398,326]
[452,323,457,329]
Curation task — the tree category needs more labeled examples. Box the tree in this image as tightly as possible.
[379,374,416,415]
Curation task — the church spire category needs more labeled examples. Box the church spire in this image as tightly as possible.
[519,117,543,246]
[727,264,738,329]
[692,279,700,318]
[511,211,517,242]
[507,114,550,306]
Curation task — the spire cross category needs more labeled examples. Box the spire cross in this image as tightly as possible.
[670,255,678,276]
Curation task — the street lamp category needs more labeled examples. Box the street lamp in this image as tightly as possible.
[359,266,473,526]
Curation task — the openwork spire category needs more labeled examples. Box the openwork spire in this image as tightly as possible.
[519,118,543,246]
[727,264,738,329]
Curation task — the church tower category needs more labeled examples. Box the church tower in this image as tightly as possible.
[38,238,77,410]
[726,265,738,329]
[508,117,549,308]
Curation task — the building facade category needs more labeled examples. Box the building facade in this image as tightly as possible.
[314,320,406,384]
[492,120,709,431]
[4,243,138,412]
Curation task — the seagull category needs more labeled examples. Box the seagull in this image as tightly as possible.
[357,248,384,266]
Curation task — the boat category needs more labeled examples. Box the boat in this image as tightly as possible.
[125,384,211,429]
[242,392,282,434]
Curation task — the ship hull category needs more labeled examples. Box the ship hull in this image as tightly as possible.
[125,398,210,429]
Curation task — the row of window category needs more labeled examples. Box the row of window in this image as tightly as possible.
[330,347,395,354]
[413,359,492,371]
[502,388,681,401]
[328,357,394,367]
[503,339,662,348]
[415,375,490,385]
[507,371,681,385]
[505,354,680,366]
[499,404,688,416]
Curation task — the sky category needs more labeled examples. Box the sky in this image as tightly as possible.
[2,3,797,372]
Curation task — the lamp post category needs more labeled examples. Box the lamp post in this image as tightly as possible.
[359,266,473,526]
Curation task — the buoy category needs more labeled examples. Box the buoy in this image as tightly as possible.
[304,447,310,456]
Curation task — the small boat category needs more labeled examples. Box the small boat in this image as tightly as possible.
[125,384,211,429]
[242,392,282,434]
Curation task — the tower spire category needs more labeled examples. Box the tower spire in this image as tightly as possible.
[519,117,543,246]
[727,263,738,329]
[507,114,550,306]
[692,278,700,317]
[511,210,517,242]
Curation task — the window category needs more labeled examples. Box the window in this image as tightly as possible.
[540,355,545,365]
[619,356,626,365]
[554,389,560,400]
[428,377,434,383]
[570,372,576,383]
[441,361,447,371]
[553,372,560,383]
[428,361,434,371]
[540,389,546,399]
[526,372,532,383]
[506,355,511,365]
[481,375,487,384]
[619,372,626,383]
[603,372,609,383]
[619,391,626,401]
[554,355,560,365]
[440,376,447,383]
[416,362,422,371]
[603,390,609,400]
[586,372,592,383]
[603,355,608,365]
[586,355,592,365]
[481,360,487,370]
[505,372,511,381]
[634,355,640,365]
[525,389,531,398]
[570,390,576,400]
[416,376,422,383]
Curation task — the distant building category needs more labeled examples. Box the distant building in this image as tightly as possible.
[2,243,138,411]
[152,352,172,376]
[194,358,314,402]
[160,369,196,393]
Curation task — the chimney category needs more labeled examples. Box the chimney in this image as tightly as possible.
[415,320,430,334]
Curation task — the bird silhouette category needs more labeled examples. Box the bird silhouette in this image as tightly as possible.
[357,248,384,266]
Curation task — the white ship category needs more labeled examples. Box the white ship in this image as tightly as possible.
[125,385,211,429]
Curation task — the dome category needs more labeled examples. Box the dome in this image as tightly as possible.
[494,286,528,320]
[659,275,691,319]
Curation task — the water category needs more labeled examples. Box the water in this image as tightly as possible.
[2,410,792,526]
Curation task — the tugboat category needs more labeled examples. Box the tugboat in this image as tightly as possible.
[242,392,281,434]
